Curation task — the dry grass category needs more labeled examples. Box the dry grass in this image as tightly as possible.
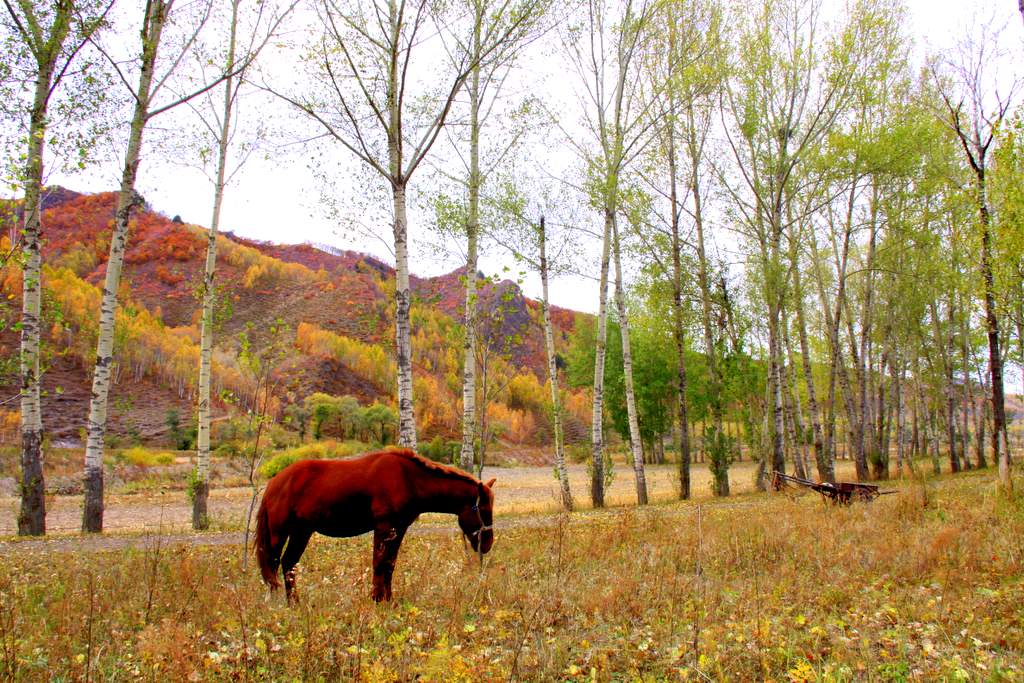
[1,470,1021,681]
[489,458,865,514]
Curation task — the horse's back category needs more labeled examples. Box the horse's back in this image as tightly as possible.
[263,452,411,537]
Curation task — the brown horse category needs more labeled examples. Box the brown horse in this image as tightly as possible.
[254,448,495,602]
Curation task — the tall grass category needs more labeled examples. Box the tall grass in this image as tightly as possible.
[0,472,1020,680]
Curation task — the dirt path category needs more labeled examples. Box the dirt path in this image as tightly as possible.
[0,494,776,556]
[0,460,867,554]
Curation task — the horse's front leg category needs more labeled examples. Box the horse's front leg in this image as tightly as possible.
[371,523,407,602]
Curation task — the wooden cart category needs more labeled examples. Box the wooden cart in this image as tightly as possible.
[772,471,895,505]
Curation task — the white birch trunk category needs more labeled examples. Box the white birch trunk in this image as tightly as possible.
[386,0,416,450]
[791,259,831,481]
[83,0,166,533]
[662,130,693,498]
[767,292,786,477]
[194,0,241,529]
[611,216,647,505]
[858,194,879,476]
[17,68,53,536]
[393,181,416,449]
[781,313,809,479]
[590,207,613,508]
[893,360,905,477]
[15,0,77,536]
[970,356,988,468]
[928,397,941,475]
[685,104,722,435]
[539,218,572,510]
[459,27,482,471]
[959,308,972,471]
[812,195,864,478]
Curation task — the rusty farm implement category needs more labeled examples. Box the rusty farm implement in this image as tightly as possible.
[771,471,896,505]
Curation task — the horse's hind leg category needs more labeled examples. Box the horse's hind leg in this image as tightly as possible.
[281,528,313,605]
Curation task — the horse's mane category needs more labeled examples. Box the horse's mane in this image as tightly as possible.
[386,448,482,486]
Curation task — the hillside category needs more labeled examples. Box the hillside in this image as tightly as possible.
[0,187,588,446]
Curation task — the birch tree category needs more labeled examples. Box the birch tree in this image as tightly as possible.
[491,207,576,508]
[188,0,294,529]
[564,0,656,507]
[610,213,647,503]
[2,0,110,536]
[721,0,880,481]
[931,24,1020,490]
[267,0,535,450]
[83,0,253,532]
[436,0,547,471]
[538,215,573,510]
[639,0,723,497]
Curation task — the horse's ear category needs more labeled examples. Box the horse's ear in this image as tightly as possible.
[485,477,496,489]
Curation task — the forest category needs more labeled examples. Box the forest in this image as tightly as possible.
[0,0,1022,532]
[1,0,1024,679]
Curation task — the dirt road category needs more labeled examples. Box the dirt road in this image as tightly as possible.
[0,460,863,553]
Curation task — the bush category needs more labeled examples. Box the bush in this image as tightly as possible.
[268,424,299,449]
[117,446,175,468]
[214,441,242,459]
[705,427,736,497]
[166,409,197,450]
[334,440,368,458]
[260,440,369,479]
[285,442,332,460]
[214,417,255,445]
[260,451,302,479]
[420,436,459,463]
[567,443,591,464]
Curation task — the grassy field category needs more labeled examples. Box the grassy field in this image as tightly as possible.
[1,469,1021,681]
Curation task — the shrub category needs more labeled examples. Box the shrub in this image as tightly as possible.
[166,409,197,450]
[155,264,184,286]
[214,441,242,459]
[268,424,299,449]
[214,417,255,444]
[260,440,370,479]
[567,443,591,463]
[334,440,368,458]
[260,451,302,479]
[118,446,175,468]
[705,427,736,497]
[420,436,459,463]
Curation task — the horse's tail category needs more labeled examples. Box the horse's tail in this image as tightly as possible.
[254,496,281,590]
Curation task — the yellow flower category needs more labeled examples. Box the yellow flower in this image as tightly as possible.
[786,660,816,683]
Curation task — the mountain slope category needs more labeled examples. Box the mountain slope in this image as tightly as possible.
[0,188,588,445]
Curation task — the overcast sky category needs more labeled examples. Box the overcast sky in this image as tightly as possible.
[47,0,1024,323]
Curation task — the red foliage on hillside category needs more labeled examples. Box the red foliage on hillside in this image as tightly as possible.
[36,190,578,363]
[0,188,589,444]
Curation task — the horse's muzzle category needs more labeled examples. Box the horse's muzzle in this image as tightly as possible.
[467,527,494,554]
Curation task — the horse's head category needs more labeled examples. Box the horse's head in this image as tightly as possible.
[459,477,496,554]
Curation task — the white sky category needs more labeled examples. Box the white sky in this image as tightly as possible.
[47,0,1023,323]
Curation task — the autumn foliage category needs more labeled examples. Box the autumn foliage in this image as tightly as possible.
[0,188,590,447]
